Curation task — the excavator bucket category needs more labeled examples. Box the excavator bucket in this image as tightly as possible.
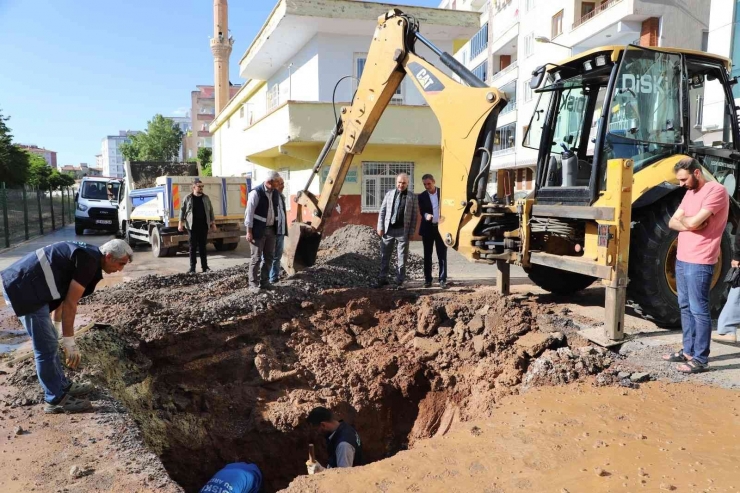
[283,222,322,275]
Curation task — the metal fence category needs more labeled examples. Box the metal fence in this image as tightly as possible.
[0,183,76,249]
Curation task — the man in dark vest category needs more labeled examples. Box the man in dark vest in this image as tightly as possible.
[244,171,280,293]
[179,177,217,274]
[418,173,447,288]
[1,239,133,414]
[305,406,364,474]
[263,175,288,284]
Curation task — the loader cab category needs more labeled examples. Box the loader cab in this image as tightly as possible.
[525,45,740,205]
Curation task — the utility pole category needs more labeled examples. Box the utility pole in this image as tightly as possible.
[211,0,234,115]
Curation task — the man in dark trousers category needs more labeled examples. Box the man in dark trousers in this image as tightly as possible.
[244,171,280,293]
[305,406,364,474]
[418,173,447,288]
[179,178,217,274]
[377,173,418,288]
[1,239,133,413]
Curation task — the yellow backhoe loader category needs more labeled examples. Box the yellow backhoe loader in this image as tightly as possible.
[284,8,740,344]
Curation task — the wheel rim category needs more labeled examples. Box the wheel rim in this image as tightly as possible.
[664,238,723,295]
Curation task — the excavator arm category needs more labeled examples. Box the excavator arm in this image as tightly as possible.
[284,8,506,274]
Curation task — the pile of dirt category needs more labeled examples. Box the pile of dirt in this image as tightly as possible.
[80,225,423,340]
[75,283,615,492]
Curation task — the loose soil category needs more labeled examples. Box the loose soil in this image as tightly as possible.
[1,225,737,493]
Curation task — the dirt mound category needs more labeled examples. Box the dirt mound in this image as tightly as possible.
[81,225,423,340]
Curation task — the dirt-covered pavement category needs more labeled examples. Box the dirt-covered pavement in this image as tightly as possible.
[1,225,739,493]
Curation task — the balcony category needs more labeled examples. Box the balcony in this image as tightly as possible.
[490,61,517,85]
[500,100,517,115]
[197,113,215,121]
[469,23,489,60]
[492,147,515,157]
[573,0,624,29]
[197,130,211,137]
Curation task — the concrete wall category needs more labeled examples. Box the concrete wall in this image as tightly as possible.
[635,0,710,50]
[267,36,321,105]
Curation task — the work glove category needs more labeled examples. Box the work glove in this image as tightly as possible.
[53,321,62,339]
[62,337,81,369]
[306,461,325,475]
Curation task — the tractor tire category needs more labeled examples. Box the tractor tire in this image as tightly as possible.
[628,194,731,328]
[150,228,168,258]
[526,263,596,295]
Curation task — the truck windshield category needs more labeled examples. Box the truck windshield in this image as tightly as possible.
[81,181,120,202]
[605,47,683,172]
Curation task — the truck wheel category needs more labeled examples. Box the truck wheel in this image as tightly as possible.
[213,239,226,251]
[150,228,168,258]
[526,263,596,294]
[224,241,238,251]
[628,194,731,327]
[75,223,85,235]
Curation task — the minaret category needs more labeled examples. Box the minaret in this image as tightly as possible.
[211,0,234,114]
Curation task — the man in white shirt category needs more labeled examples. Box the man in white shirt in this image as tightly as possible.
[418,174,447,288]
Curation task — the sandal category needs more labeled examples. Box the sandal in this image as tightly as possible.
[662,350,687,363]
[676,359,708,374]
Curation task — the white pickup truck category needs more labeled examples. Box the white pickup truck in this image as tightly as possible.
[117,161,251,257]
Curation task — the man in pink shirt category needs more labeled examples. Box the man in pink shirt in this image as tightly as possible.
[663,158,729,373]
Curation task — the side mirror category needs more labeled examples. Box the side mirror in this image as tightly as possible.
[530,66,547,90]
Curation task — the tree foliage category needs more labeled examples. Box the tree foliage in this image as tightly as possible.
[198,147,213,177]
[0,110,30,186]
[25,152,75,190]
[120,114,184,162]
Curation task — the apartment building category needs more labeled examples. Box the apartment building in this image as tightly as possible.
[210,0,479,235]
[189,84,241,154]
[60,163,103,179]
[18,144,58,168]
[100,131,139,178]
[442,0,710,195]
[168,115,193,161]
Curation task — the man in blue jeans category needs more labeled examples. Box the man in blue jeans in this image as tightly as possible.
[664,158,729,373]
[263,175,287,284]
[1,239,133,413]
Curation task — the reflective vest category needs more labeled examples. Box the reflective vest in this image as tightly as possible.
[251,184,280,240]
[327,421,364,468]
[0,241,103,316]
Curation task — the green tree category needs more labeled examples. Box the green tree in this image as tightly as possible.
[26,152,52,189]
[0,110,30,186]
[49,170,75,190]
[198,147,213,177]
[120,114,184,162]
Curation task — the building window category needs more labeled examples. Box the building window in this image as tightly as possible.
[525,0,535,12]
[470,23,489,60]
[551,10,563,39]
[472,61,488,83]
[524,79,534,102]
[581,2,595,17]
[239,106,245,118]
[356,53,403,103]
[494,123,516,152]
[361,161,414,212]
[523,33,534,58]
[267,84,280,112]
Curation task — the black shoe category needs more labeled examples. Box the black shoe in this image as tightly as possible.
[439,280,447,289]
[260,283,274,291]
[202,267,211,273]
[187,267,196,274]
[424,281,432,288]
[376,278,389,288]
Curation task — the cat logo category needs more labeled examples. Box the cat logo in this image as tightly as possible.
[408,62,445,93]
[416,68,436,90]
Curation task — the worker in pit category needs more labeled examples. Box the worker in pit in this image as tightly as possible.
[305,406,364,474]
[1,239,133,413]
[200,462,262,493]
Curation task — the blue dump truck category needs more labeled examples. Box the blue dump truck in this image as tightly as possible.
[118,161,251,257]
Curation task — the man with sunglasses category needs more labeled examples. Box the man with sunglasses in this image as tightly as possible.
[179,178,217,274]
[1,239,133,413]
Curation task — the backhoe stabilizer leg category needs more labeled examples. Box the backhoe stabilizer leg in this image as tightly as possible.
[604,285,626,341]
[496,260,510,296]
